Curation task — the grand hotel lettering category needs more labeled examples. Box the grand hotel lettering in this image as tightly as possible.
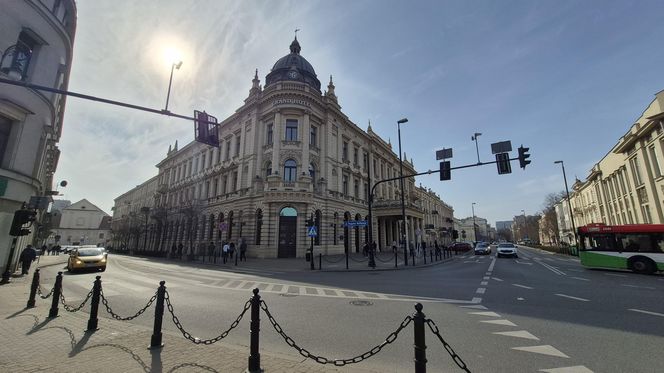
[272,98,312,108]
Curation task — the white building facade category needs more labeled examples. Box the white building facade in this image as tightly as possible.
[52,199,111,246]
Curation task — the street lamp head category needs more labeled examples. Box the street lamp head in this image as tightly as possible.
[554,160,563,164]
[174,61,183,69]
[397,118,408,124]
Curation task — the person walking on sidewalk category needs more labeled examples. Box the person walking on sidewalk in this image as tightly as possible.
[19,245,37,275]
[222,241,229,264]
[229,242,236,259]
[239,238,247,262]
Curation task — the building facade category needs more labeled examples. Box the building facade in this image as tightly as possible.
[558,90,664,230]
[112,38,454,258]
[0,0,76,271]
[454,216,489,242]
[50,199,111,246]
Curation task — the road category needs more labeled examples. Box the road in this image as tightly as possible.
[36,246,664,372]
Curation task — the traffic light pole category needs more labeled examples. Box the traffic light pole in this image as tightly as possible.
[1,237,19,284]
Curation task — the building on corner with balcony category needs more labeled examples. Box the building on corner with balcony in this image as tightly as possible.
[111,37,454,258]
[0,0,76,273]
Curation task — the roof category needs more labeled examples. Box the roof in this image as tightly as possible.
[265,37,321,90]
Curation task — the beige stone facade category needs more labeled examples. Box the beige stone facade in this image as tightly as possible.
[561,90,664,230]
[111,38,454,258]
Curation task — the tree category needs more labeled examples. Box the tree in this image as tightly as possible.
[540,192,566,245]
[497,228,513,242]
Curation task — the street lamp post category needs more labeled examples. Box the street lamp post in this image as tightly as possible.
[521,209,527,242]
[164,61,183,112]
[471,203,477,243]
[471,132,482,164]
[397,118,409,265]
[141,206,150,252]
[554,160,578,252]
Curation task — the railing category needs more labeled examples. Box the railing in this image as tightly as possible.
[26,268,471,372]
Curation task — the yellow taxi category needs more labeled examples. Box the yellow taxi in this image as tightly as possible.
[67,247,107,272]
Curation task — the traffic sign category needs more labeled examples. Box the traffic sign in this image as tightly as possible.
[218,222,228,231]
[307,226,318,237]
[344,220,368,228]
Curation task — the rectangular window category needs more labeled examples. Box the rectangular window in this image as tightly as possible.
[648,146,662,178]
[0,32,39,81]
[0,116,12,165]
[225,140,231,160]
[232,171,238,191]
[364,182,368,200]
[641,204,652,224]
[629,156,643,186]
[310,126,317,147]
[235,135,241,156]
[342,175,348,195]
[285,119,298,141]
[342,141,348,161]
[363,153,368,171]
[353,148,358,165]
[266,123,273,145]
[354,179,359,198]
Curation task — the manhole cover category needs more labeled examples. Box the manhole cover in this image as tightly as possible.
[280,293,298,297]
[349,300,373,306]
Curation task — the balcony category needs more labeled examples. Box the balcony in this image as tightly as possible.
[0,44,32,81]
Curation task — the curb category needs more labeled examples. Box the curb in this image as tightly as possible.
[318,256,457,273]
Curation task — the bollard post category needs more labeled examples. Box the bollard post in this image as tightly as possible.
[430,250,433,263]
[26,268,40,308]
[149,281,166,349]
[48,272,63,318]
[319,253,322,270]
[235,251,239,266]
[345,249,349,270]
[86,276,102,332]
[395,251,398,268]
[413,303,428,373]
[423,248,427,264]
[247,288,262,372]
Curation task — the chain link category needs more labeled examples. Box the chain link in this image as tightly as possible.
[60,289,93,312]
[100,289,157,321]
[321,255,346,264]
[348,255,369,263]
[260,299,412,366]
[374,253,396,263]
[165,290,250,344]
[425,319,471,372]
[37,284,54,299]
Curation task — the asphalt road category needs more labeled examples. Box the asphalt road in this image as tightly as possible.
[36,247,664,373]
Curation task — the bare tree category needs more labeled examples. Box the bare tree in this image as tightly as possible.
[540,191,566,246]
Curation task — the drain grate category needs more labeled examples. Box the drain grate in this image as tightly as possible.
[349,300,374,306]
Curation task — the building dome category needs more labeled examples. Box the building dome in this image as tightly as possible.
[265,37,321,91]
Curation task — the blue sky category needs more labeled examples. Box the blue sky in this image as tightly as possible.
[55,0,664,225]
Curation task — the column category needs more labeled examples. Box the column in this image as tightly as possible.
[271,111,282,173]
[302,112,310,170]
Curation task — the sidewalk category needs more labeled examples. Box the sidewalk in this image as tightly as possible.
[0,261,380,373]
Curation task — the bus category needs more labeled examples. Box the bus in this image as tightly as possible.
[578,223,664,274]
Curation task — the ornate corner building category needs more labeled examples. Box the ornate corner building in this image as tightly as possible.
[112,38,454,258]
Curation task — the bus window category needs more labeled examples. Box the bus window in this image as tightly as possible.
[616,233,661,253]
[584,234,614,251]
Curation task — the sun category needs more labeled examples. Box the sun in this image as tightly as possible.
[163,46,183,67]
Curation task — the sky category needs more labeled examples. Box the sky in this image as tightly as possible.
[54,0,664,225]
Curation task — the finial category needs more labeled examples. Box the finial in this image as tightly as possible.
[254,69,258,79]
[367,119,372,131]
[290,30,301,54]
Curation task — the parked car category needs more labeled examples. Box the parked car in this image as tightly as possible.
[62,245,80,254]
[496,243,518,258]
[450,242,473,252]
[67,247,107,272]
[474,242,491,255]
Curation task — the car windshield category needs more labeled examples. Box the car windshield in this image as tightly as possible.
[498,244,515,248]
[77,248,103,256]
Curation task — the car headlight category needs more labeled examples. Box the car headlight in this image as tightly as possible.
[101,258,106,263]
[75,259,83,264]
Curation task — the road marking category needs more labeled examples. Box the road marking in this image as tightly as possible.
[571,277,590,281]
[567,268,584,272]
[471,297,483,303]
[493,330,539,340]
[485,272,492,276]
[628,308,664,317]
[622,284,655,290]
[480,281,488,286]
[555,294,589,302]
[487,257,496,272]
[491,277,504,282]
[483,276,490,280]
[605,273,627,278]
[512,345,569,358]
[469,311,500,317]
[512,284,533,289]
[517,297,525,301]
[539,366,594,373]
[476,288,486,294]
[536,260,566,275]
[460,304,487,310]
[480,319,517,326]
[515,260,533,265]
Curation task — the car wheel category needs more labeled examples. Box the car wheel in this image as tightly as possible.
[630,257,655,275]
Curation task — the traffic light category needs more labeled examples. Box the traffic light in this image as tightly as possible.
[496,153,512,175]
[9,209,37,236]
[439,161,451,181]
[452,229,459,240]
[518,145,531,169]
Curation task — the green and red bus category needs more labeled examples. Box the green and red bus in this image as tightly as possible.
[578,223,664,274]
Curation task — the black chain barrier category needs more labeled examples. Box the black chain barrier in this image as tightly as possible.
[374,253,396,263]
[60,289,93,313]
[164,290,251,345]
[321,255,346,264]
[260,299,413,366]
[348,255,369,263]
[37,284,54,299]
[425,318,471,372]
[100,289,157,321]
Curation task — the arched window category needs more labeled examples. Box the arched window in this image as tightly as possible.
[284,159,297,182]
[280,207,297,216]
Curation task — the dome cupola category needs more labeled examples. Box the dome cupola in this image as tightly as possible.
[265,37,321,91]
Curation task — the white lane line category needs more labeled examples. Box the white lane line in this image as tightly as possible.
[460,304,488,310]
[480,319,517,326]
[487,257,496,272]
[471,297,483,303]
[485,272,492,275]
[483,276,490,280]
[493,330,539,340]
[571,277,590,281]
[491,277,504,282]
[605,273,627,278]
[539,366,594,373]
[622,284,655,290]
[628,308,664,317]
[515,260,533,265]
[476,288,486,294]
[555,293,589,302]
[512,284,534,289]
[536,260,566,275]
[567,268,584,272]
[512,345,570,358]
[480,281,488,286]
[469,311,501,317]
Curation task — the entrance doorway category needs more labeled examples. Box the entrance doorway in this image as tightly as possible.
[278,207,297,258]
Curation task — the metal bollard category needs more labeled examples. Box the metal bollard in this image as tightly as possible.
[430,250,433,263]
[149,281,166,349]
[395,252,398,268]
[413,303,428,373]
[423,248,427,264]
[345,250,349,270]
[319,253,322,270]
[27,268,39,308]
[247,288,262,372]
[235,251,239,266]
[86,276,102,332]
[48,272,63,318]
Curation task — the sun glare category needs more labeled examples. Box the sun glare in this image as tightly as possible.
[163,46,183,66]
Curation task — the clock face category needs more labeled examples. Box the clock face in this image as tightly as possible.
[287,71,298,79]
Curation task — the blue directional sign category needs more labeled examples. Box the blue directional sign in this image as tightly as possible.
[344,220,368,228]
[307,226,318,237]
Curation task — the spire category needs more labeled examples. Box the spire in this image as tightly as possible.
[174,140,178,151]
[326,75,337,101]
[250,68,261,95]
[367,119,372,132]
[289,36,301,54]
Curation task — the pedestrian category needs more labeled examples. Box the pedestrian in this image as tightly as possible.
[19,244,37,275]
[40,244,47,257]
[371,241,377,254]
[208,241,215,262]
[239,238,247,262]
[362,242,369,256]
[222,241,229,263]
[170,243,177,259]
[229,242,236,259]
[213,242,221,263]
[178,243,183,259]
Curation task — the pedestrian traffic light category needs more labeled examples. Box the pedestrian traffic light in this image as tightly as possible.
[495,153,512,175]
[9,209,37,236]
[518,145,531,169]
[439,161,451,181]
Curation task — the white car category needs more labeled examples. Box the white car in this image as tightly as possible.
[496,243,518,258]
